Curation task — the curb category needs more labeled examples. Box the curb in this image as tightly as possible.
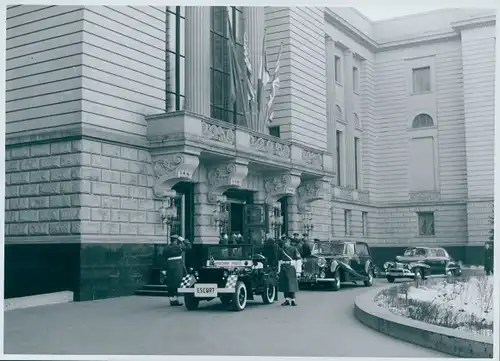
[354,285,493,358]
[4,291,74,312]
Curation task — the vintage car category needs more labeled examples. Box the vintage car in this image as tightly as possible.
[299,240,375,291]
[384,246,462,283]
[177,244,278,311]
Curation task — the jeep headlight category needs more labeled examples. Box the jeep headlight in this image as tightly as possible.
[383,262,391,270]
[223,270,228,278]
[317,257,327,268]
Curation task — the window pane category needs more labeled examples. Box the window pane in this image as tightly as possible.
[234,8,243,44]
[211,106,223,121]
[179,18,185,56]
[213,34,225,71]
[167,52,176,91]
[178,56,185,96]
[213,71,224,107]
[213,7,225,34]
[413,67,431,93]
[167,13,177,52]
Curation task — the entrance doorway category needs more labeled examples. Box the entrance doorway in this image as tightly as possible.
[223,189,254,243]
[229,202,244,234]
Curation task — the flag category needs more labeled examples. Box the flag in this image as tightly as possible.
[265,42,283,125]
[243,32,256,104]
[257,31,271,126]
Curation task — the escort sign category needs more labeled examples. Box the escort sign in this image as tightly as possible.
[205,260,251,267]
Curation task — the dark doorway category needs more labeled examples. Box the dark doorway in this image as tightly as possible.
[229,202,244,234]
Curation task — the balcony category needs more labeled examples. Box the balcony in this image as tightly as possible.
[146,111,334,177]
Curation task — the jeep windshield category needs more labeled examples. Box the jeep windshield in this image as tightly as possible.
[311,242,345,255]
[207,244,253,260]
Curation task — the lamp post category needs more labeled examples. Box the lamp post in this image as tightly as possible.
[213,195,229,235]
[302,212,314,238]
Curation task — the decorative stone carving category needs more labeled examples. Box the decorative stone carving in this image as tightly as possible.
[202,121,235,145]
[297,178,329,212]
[301,149,322,166]
[263,172,302,204]
[358,190,370,203]
[249,135,291,158]
[207,162,249,203]
[409,191,441,202]
[152,153,200,197]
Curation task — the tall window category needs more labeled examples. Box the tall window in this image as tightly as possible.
[354,137,360,189]
[344,210,351,236]
[166,7,185,112]
[362,212,368,236]
[412,113,434,128]
[336,130,342,186]
[412,66,431,93]
[352,66,359,92]
[335,56,341,83]
[210,6,244,124]
[417,212,435,236]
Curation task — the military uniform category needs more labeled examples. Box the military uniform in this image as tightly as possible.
[279,241,301,306]
[163,235,189,306]
[484,242,494,275]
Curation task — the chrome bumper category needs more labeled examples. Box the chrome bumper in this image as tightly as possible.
[299,277,336,283]
[386,269,415,277]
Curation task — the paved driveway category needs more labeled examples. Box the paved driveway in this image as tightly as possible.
[4,281,448,357]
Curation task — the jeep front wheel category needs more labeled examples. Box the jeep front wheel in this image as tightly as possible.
[184,294,199,310]
[364,269,374,287]
[262,284,276,304]
[231,281,247,311]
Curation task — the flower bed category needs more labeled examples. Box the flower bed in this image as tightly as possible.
[374,276,494,337]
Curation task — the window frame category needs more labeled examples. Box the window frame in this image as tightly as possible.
[412,66,431,94]
[166,6,185,112]
[412,113,434,129]
[335,55,342,84]
[336,130,342,186]
[417,211,435,236]
[344,209,351,236]
[354,136,360,189]
[352,66,359,93]
[210,6,244,125]
[355,242,369,256]
[362,211,368,236]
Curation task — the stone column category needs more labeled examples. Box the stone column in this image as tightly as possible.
[193,182,217,244]
[343,49,355,188]
[185,6,211,117]
[325,36,337,182]
[244,6,265,132]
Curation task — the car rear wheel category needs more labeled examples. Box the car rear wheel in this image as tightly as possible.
[331,269,341,291]
[231,281,247,311]
[184,294,199,311]
[386,276,395,283]
[364,269,374,287]
[262,284,276,304]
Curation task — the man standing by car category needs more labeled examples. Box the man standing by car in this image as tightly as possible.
[163,235,185,306]
[279,238,301,306]
[484,241,494,275]
[177,236,192,274]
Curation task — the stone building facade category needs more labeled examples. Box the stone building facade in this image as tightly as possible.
[5,6,495,300]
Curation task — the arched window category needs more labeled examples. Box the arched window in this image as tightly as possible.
[335,105,343,123]
[353,113,361,129]
[412,113,434,128]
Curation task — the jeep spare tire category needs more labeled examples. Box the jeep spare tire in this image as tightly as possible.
[262,284,276,304]
[231,281,247,311]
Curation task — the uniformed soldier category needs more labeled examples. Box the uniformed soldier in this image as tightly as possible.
[279,237,301,306]
[263,236,279,267]
[484,241,494,275]
[177,236,192,274]
[163,235,185,306]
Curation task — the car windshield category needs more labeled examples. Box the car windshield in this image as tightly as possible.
[207,245,253,260]
[404,248,427,256]
[311,242,345,255]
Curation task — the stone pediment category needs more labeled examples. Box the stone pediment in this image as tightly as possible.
[264,172,302,204]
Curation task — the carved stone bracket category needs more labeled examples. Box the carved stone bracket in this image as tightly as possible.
[297,178,329,213]
[202,121,235,145]
[263,172,302,205]
[249,135,291,158]
[207,162,249,203]
[409,191,441,202]
[301,149,322,166]
[152,153,200,198]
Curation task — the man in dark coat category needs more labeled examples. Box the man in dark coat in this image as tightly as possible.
[484,241,494,275]
[163,235,185,306]
[263,236,279,267]
[279,237,301,306]
[301,238,312,258]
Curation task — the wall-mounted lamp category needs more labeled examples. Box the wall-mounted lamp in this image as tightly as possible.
[213,195,229,234]
[270,203,283,240]
[159,197,178,238]
[302,212,314,237]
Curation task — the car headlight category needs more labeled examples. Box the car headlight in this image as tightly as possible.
[317,257,327,268]
[194,271,199,277]
[223,270,228,278]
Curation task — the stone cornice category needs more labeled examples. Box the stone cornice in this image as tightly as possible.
[324,9,496,53]
[451,14,496,32]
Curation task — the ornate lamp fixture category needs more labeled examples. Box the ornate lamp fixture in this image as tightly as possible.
[302,212,314,237]
[270,203,283,240]
[213,195,229,234]
[159,197,178,239]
